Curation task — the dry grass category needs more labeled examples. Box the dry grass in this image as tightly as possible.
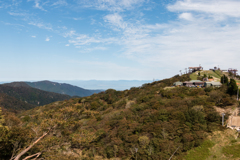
[206,129,238,160]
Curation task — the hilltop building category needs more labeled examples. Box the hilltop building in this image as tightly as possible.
[228,68,238,76]
[204,82,222,88]
[173,81,183,86]
[202,77,214,82]
[209,66,220,71]
[182,80,204,87]
[188,66,203,73]
[174,80,222,88]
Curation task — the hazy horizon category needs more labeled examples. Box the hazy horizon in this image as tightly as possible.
[0,79,154,90]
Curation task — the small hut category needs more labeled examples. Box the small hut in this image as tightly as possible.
[173,81,183,86]
[204,82,222,88]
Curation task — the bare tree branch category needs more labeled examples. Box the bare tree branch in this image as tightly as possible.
[22,152,41,160]
[10,141,21,160]
[14,129,51,160]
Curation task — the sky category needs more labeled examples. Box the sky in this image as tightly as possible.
[1,0,240,81]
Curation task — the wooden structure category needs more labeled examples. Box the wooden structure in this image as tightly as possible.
[228,68,238,76]
[188,66,203,73]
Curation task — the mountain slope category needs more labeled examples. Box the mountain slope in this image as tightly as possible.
[26,80,102,97]
[0,93,35,111]
[0,83,71,106]
[2,74,238,159]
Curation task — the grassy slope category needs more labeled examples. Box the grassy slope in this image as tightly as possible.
[190,70,223,81]
[184,129,240,160]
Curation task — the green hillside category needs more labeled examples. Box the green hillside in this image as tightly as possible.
[190,70,223,81]
[0,74,239,160]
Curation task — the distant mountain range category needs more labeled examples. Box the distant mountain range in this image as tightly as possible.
[0,82,71,109]
[0,81,103,111]
[26,80,103,97]
[56,80,153,90]
[0,80,152,111]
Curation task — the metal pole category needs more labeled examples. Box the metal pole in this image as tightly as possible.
[237,86,239,101]
[135,148,138,160]
[169,146,180,160]
[222,113,225,126]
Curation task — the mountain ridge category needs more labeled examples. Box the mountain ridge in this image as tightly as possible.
[25,80,103,97]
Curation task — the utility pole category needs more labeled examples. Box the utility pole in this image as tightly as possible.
[135,148,138,160]
[222,113,225,126]
[223,75,224,84]
[237,86,239,101]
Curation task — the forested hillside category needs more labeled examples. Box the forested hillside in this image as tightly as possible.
[0,93,35,111]
[0,83,71,107]
[0,74,239,160]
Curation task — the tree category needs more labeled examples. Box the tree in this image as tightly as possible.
[221,75,228,85]
[0,107,5,128]
[227,79,238,95]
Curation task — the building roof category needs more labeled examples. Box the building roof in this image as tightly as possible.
[173,81,183,85]
[205,82,222,85]
[190,80,203,82]
[211,82,222,85]
[189,67,202,69]
[183,81,193,83]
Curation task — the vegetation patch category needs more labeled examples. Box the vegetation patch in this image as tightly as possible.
[222,144,240,158]
[184,140,215,160]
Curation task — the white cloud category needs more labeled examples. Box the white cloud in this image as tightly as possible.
[65,44,69,46]
[79,46,108,53]
[31,35,36,38]
[63,30,76,38]
[68,35,101,46]
[45,37,50,41]
[28,22,52,30]
[8,12,28,16]
[168,0,240,18]
[95,0,240,75]
[179,12,194,21]
[73,17,83,21]
[79,0,146,12]
[34,0,47,11]
[104,13,127,29]
[52,0,67,6]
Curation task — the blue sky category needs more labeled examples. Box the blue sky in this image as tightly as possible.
[1,0,240,81]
